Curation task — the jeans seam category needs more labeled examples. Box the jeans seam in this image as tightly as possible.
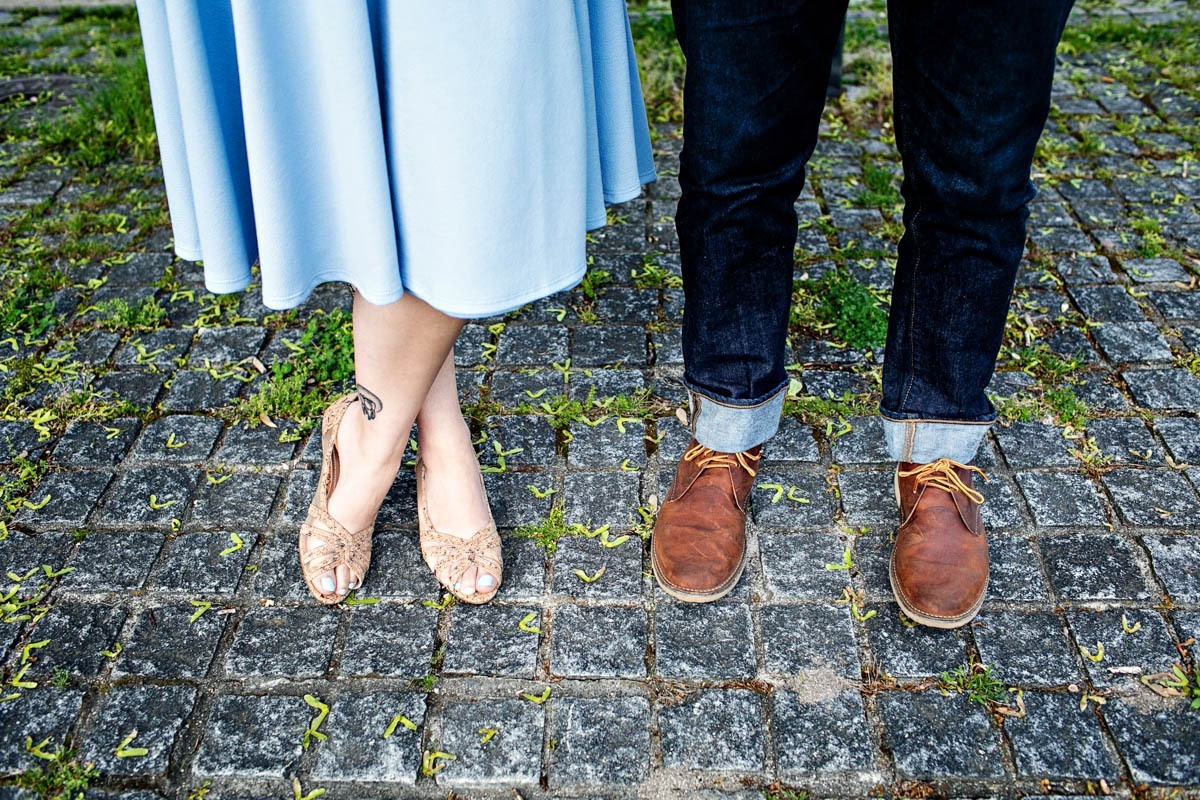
[900,201,923,412]
[903,421,914,461]
[734,254,756,399]
[880,412,995,425]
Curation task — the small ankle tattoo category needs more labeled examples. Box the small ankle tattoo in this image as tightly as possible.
[357,384,382,420]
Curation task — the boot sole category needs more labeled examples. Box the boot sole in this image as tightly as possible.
[651,546,746,604]
[888,554,984,629]
[888,466,985,630]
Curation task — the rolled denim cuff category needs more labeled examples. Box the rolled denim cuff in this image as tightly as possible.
[882,417,990,464]
[689,388,785,453]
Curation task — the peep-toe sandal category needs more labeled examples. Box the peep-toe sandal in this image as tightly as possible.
[416,459,502,604]
[299,394,376,605]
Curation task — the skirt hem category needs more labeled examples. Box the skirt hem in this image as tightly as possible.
[589,180,654,228]
[207,263,589,319]
[175,244,204,262]
[404,263,588,320]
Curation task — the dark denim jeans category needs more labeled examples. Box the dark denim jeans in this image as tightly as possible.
[673,0,1074,459]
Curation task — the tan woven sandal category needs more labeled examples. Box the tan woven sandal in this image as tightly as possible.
[299,393,376,605]
[416,459,503,604]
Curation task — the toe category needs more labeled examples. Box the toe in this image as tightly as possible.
[457,565,478,596]
[335,564,351,596]
[302,531,340,600]
[477,569,497,593]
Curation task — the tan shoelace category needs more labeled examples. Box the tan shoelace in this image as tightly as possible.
[898,458,988,505]
[683,443,762,477]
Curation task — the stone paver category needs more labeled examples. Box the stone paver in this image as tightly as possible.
[876,691,1006,779]
[550,696,651,788]
[1005,691,1120,780]
[1066,608,1180,691]
[2,3,1200,796]
[773,689,879,779]
[193,695,309,779]
[310,692,426,784]
[659,689,766,772]
[78,684,197,777]
[973,610,1081,686]
[435,698,544,787]
[550,603,647,678]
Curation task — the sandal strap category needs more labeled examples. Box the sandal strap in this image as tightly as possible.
[299,393,374,597]
[422,524,502,569]
[313,394,358,505]
[415,458,503,598]
[300,510,374,582]
[421,523,503,588]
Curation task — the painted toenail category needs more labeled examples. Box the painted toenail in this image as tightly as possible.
[338,587,348,595]
[321,577,336,593]
[348,581,357,589]
[478,575,495,588]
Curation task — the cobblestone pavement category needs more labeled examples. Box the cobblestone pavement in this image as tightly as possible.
[2,2,1200,799]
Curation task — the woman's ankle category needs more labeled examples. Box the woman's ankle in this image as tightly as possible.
[338,403,412,470]
[414,416,477,469]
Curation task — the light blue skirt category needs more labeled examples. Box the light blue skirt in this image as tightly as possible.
[135,1,657,316]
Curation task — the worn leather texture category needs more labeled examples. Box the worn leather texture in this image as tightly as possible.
[651,440,761,599]
[891,460,989,623]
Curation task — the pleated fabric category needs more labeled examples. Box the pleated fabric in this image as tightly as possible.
[136,0,657,316]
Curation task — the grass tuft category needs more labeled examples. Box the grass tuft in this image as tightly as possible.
[513,502,616,553]
[1,455,50,524]
[782,389,876,425]
[40,51,157,167]
[629,14,685,123]
[762,785,808,800]
[792,270,888,351]
[92,296,167,333]
[940,662,1007,707]
[513,503,573,553]
[995,344,1091,429]
[238,309,355,430]
[12,743,99,800]
[855,162,901,209]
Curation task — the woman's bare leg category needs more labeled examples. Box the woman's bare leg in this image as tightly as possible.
[414,350,495,596]
[305,290,462,601]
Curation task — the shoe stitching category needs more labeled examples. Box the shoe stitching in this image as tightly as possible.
[888,551,986,622]
[651,546,745,597]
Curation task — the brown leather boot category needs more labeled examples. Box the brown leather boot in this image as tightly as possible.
[890,459,989,629]
[651,440,762,602]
